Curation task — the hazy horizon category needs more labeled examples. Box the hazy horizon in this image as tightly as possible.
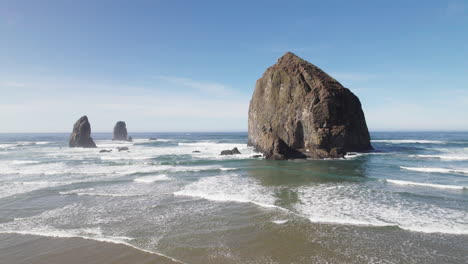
[1,0,467,133]
[1,129,468,134]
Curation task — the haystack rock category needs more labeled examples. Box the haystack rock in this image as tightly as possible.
[113,121,130,141]
[69,116,97,148]
[248,52,372,160]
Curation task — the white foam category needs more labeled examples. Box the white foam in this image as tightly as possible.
[344,152,366,158]
[177,142,256,160]
[134,174,171,183]
[272,220,288,224]
[154,139,174,142]
[0,161,196,198]
[35,141,51,145]
[0,228,185,263]
[94,140,134,148]
[372,139,445,144]
[174,175,279,209]
[59,191,139,197]
[10,160,41,165]
[14,142,37,147]
[100,156,152,161]
[385,179,466,190]
[0,162,156,176]
[0,143,14,148]
[400,166,468,175]
[35,139,255,162]
[0,162,204,176]
[13,181,62,185]
[295,183,468,234]
[410,154,468,161]
[343,152,391,159]
[409,147,468,161]
[219,168,238,171]
[178,141,217,146]
[0,181,64,199]
[0,202,187,263]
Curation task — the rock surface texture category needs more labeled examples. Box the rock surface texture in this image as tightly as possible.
[113,121,129,141]
[248,52,372,160]
[69,116,97,148]
[220,147,241,155]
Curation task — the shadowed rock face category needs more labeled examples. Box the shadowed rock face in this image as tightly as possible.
[248,52,372,159]
[69,116,97,148]
[113,121,129,141]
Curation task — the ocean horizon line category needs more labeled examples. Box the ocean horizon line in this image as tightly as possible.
[0,130,467,134]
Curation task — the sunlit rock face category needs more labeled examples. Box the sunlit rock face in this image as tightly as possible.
[248,52,372,160]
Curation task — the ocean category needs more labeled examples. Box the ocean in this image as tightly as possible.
[0,132,467,263]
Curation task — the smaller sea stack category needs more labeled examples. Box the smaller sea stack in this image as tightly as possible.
[113,121,130,141]
[69,116,97,148]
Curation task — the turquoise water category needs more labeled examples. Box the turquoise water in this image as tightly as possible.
[0,132,467,263]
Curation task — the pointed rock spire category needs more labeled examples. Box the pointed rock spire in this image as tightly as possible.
[69,116,97,148]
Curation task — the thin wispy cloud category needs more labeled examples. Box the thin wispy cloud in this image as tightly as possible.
[0,81,26,88]
[155,76,235,97]
[0,74,250,132]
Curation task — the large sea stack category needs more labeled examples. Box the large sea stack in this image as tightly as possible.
[113,121,130,141]
[248,52,372,160]
[69,116,97,148]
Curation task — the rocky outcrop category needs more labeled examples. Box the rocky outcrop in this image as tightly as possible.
[117,147,129,152]
[248,52,372,160]
[113,121,130,141]
[99,149,112,153]
[69,116,97,148]
[220,147,241,155]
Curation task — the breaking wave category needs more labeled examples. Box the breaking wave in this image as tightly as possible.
[400,166,468,175]
[295,183,468,234]
[134,174,171,183]
[174,174,279,209]
[385,179,466,190]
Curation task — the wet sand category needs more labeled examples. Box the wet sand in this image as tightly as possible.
[0,234,180,264]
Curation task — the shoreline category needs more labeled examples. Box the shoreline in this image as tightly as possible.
[0,233,182,264]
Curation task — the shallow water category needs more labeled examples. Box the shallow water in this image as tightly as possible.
[0,132,467,263]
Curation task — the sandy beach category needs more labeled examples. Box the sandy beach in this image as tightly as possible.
[0,234,180,264]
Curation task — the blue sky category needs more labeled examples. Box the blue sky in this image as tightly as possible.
[1,0,467,132]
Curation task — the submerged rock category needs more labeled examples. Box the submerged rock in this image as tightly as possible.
[220,147,241,155]
[192,150,201,153]
[113,121,130,141]
[99,149,112,153]
[69,116,97,148]
[117,147,129,152]
[248,52,372,159]
[148,137,157,141]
